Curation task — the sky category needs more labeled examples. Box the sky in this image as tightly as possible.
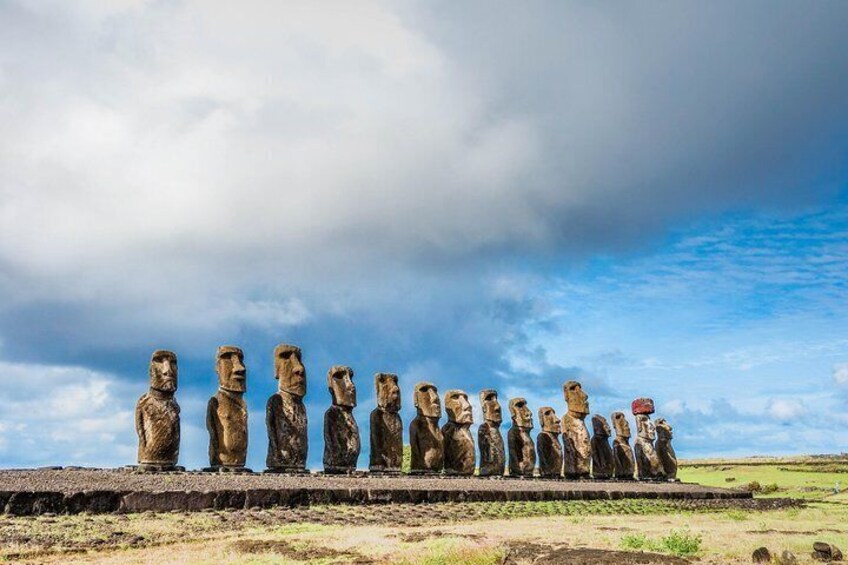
[1,0,847,470]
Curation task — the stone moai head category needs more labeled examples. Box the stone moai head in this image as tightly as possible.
[592,414,612,438]
[636,414,656,441]
[563,380,589,418]
[216,346,246,393]
[149,350,178,393]
[539,406,561,434]
[445,389,473,425]
[274,344,306,397]
[414,382,441,418]
[612,412,631,439]
[375,373,401,412]
[655,418,673,440]
[509,398,533,430]
[327,365,356,408]
[480,389,502,425]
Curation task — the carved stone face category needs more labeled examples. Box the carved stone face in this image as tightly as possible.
[479,389,502,425]
[274,344,305,397]
[149,350,178,393]
[216,346,246,393]
[413,382,440,418]
[539,406,561,434]
[327,365,356,408]
[636,414,656,441]
[509,398,533,430]
[592,414,611,437]
[655,418,673,440]
[612,412,631,439]
[563,380,589,417]
[375,373,400,412]
[445,390,472,425]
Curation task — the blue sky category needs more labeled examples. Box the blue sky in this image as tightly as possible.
[0,1,847,469]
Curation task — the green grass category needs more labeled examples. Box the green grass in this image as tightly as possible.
[620,528,703,557]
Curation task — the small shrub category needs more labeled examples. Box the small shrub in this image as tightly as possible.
[660,529,702,556]
[725,477,736,482]
[620,533,649,550]
[743,481,762,492]
[760,483,779,494]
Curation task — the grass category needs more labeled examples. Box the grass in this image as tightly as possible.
[620,528,702,557]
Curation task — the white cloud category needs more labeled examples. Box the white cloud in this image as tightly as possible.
[766,398,807,422]
[834,363,848,386]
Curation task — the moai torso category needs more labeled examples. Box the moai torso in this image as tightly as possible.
[478,421,506,476]
[655,418,677,480]
[323,366,360,473]
[136,350,180,468]
[590,414,614,480]
[208,390,248,467]
[611,412,635,480]
[508,398,536,477]
[562,381,591,479]
[442,389,475,476]
[635,414,664,480]
[266,344,308,471]
[369,372,403,473]
[537,407,562,478]
[410,382,444,474]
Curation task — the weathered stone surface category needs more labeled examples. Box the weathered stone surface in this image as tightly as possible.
[508,398,536,477]
[135,350,180,469]
[323,366,360,473]
[442,389,475,476]
[590,414,614,480]
[537,407,563,478]
[207,346,248,470]
[478,389,506,477]
[655,417,678,480]
[562,381,591,479]
[631,397,655,415]
[369,373,403,474]
[812,542,842,562]
[267,344,309,472]
[752,546,772,563]
[410,382,444,474]
[635,414,665,480]
[777,550,798,565]
[611,412,636,480]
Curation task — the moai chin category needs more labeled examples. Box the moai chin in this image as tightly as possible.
[369,373,403,474]
[655,418,678,481]
[537,407,563,479]
[266,344,308,473]
[634,414,665,480]
[442,389,475,476]
[323,365,360,474]
[508,398,536,478]
[478,389,506,477]
[611,411,636,480]
[590,414,614,480]
[409,381,444,474]
[136,350,181,471]
[561,381,591,479]
[207,346,249,471]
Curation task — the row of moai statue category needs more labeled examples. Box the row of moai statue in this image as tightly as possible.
[135,346,677,479]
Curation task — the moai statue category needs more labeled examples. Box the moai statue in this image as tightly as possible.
[561,381,591,479]
[323,365,360,474]
[655,417,678,481]
[266,344,308,473]
[478,389,506,477]
[635,414,665,480]
[369,373,403,474]
[537,407,563,479]
[590,414,614,480]
[611,411,636,480]
[508,398,536,478]
[409,382,444,474]
[207,346,249,471]
[442,390,475,476]
[136,350,181,471]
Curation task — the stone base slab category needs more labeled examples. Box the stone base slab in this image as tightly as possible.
[0,468,750,516]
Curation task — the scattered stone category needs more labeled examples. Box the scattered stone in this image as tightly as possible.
[752,546,771,563]
[537,407,563,478]
[507,398,536,478]
[776,550,797,565]
[611,412,636,480]
[135,350,180,470]
[322,366,360,474]
[812,542,843,561]
[369,373,403,474]
[590,414,614,480]
[266,344,309,473]
[477,389,506,477]
[441,390,475,476]
[207,346,249,471]
[409,382,444,474]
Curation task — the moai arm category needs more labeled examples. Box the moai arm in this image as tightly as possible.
[370,410,381,468]
[266,395,279,466]
[207,396,220,467]
[135,397,147,453]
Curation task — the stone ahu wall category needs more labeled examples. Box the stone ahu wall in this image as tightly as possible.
[136,345,679,480]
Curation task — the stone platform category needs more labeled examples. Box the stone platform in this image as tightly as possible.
[0,468,750,515]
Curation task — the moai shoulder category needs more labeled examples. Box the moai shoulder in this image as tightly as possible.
[266,344,308,473]
[655,417,678,481]
[135,350,181,471]
[611,411,636,480]
[207,346,249,472]
[369,373,403,474]
[477,389,506,477]
[561,381,591,479]
[442,389,475,476]
[323,366,360,474]
[508,398,536,478]
[537,406,563,479]
[409,382,444,474]
[590,414,614,480]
